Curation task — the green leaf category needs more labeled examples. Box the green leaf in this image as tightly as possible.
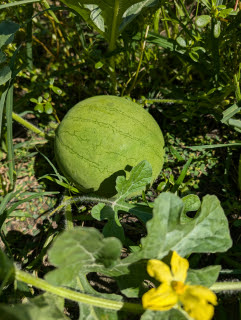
[115,160,152,200]
[0,21,19,48]
[214,21,221,38]
[141,192,232,259]
[43,175,79,193]
[51,86,62,95]
[188,143,241,150]
[78,303,119,320]
[0,293,68,320]
[141,308,188,320]
[171,158,192,193]
[200,0,211,10]
[0,0,40,10]
[91,203,125,242]
[59,0,158,43]
[44,101,53,114]
[95,61,104,69]
[189,50,199,62]
[119,0,160,32]
[218,8,233,18]
[4,191,59,218]
[221,104,240,123]
[0,50,6,63]
[133,31,176,51]
[30,98,38,103]
[95,160,153,235]
[187,265,221,288]
[181,194,201,223]
[195,15,211,28]
[0,66,11,86]
[176,36,186,48]
[34,104,44,113]
[43,92,50,99]
[115,260,148,298]
[0,249,15,290]
[228,118,241,130]
[0,88,8,141]
[45,227,122,287]
[115,201,153,223]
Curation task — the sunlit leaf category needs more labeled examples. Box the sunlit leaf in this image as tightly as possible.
[115,160,152,200]
[45,227,122,287]
[195,15,211,28]
[187,265,221,288]
[141,192,232,259]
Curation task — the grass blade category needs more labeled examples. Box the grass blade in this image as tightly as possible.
[188,143,241,150]
[0,88,8,140]
[6,84,15,189]
[171,157,192,193]
[26,4,33,71]
[0,0,40,10]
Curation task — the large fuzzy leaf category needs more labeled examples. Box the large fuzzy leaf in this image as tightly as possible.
[141,192,232,259]
[115,160,152,200]
[187,265,221,288]
[141,308,188,320]
[91,160,153,240]
[0,293,68,320]
[45,227,123,287]
[59,0,160,42]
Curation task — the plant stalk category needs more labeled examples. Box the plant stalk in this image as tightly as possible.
[108,0,119,93]
[141,98,195,105]
[127,25,149,95]
[211,281,241,293]
[12,112,46,138]
[64,196,74,230]
[15,268,144,313]
[26,4,33,71]
[6,85,15,189]
[161,5,171,38]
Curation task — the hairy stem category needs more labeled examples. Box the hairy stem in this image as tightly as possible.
[15,268,144,313]
[141,98,195,105]
[211,281,241,292]
[64,196,74,231]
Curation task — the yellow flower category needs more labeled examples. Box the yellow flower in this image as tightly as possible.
[142,251,217,320]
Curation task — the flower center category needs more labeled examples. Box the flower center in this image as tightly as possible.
[171,281,186,295]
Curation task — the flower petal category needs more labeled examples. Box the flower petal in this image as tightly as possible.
[142,283,178,311]
[183,300,215,320]
[180,285,217,320]
[184,285,217,305]
[171,251,189,283]
[147,259,173,283]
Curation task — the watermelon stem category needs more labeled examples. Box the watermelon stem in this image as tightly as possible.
[15,268,144,313]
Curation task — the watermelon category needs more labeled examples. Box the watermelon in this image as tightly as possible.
[54,95,164,197]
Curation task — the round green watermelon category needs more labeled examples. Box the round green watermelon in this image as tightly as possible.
[54,95,164,197]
